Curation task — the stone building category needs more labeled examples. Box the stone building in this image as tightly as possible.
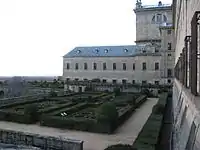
[172,0,200,149]
[63,1,175,91]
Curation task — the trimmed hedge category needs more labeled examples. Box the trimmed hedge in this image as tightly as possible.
[105,144,137,150]
[117,95,147,128]
[47,103,88,116]
[132,93,168,150]
[0,110,34,124]
[40,95,148,134]
[39,102,76,114]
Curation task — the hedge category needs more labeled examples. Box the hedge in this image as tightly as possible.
[46,103,88,116]
[0,110,34,124]
[132,93,168,150]
[40,95,148,134]
[117,95,147,129]
[39,102,76,114]
[40,115,113,133]
[105,144,137,150]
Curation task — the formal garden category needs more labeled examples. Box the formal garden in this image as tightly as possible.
[0,89,148,134]
[104,92,171,150]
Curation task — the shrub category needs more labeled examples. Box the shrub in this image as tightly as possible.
[87,96,93,102]
[96,102,118,124]
[105,144,136,150]
[141,88,150,95]
[50,91,57,97]
[0,90,4,97]
[91,78,101,83]
[114,88,121,96]
[85,86,92,92]
[152,104,165,115]
[24,104,39,122]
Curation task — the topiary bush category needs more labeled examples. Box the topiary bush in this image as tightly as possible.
[104,144,137,150]
[24,104,39,122]
[152,103,165,115]
[96,102,118,124]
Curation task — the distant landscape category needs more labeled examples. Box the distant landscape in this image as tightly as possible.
[0,76,58,81]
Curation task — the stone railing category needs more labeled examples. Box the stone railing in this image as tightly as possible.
[0,129,83,150]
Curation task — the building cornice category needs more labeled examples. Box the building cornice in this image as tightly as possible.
[135,39,161,43]
[134,6,172,13]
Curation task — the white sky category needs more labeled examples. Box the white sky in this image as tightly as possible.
[0,0,172,76]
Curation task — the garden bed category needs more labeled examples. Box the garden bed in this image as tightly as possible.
[40,94,147,134]
[132,93,168,150]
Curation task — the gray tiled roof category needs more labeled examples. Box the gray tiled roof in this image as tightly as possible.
[63,45,144,58]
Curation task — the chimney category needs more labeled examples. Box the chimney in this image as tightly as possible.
[158,1,162,6]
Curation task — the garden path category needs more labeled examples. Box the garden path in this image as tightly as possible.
[0,98,158,150]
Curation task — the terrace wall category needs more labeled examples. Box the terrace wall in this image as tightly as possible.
[0,129,83,150]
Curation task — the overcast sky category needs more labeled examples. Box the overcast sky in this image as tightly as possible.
[0,0,172,76]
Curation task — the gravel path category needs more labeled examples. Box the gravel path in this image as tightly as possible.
[0,98,158,150]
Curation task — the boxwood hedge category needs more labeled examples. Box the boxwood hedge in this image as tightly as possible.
[132,93,168,150]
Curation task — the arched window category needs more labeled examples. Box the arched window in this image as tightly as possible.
[152,14,168,24]
[163,15,167,22]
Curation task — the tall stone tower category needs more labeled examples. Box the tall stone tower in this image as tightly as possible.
[134,1,172,46]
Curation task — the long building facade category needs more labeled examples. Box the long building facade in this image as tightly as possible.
[172,0,200,149]
[63,1,175,87]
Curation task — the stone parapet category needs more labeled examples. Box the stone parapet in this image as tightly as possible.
[0,129,83,150]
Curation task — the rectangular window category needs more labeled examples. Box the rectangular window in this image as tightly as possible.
[155,62,159,70]
[112,80,117,84]
[66,78,70,81]
[132,80,135,84]
[123,63,126,70]
[93,63,97,70]
[122,79,127,84]
[167,69,172,77]
[102,79,107,83]
[186,121,197,150]
[113,63,116,70]
[75,63,79,70]
[157,14,162,23]
[84,63,88,70]
[103,63,107,70]
[155,48,159,53]
[167,30,171,35]
[168,43,172,50]
[142,80,147,85]
[133,63,135,70]
[168,53,172,56]
[142,62,146,70]
[67,63,70,70]
[155,81,159,85]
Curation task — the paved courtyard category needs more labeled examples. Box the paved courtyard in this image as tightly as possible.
[0,98,158,150]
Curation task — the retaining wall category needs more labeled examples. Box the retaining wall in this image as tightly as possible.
[0,129,83,150]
